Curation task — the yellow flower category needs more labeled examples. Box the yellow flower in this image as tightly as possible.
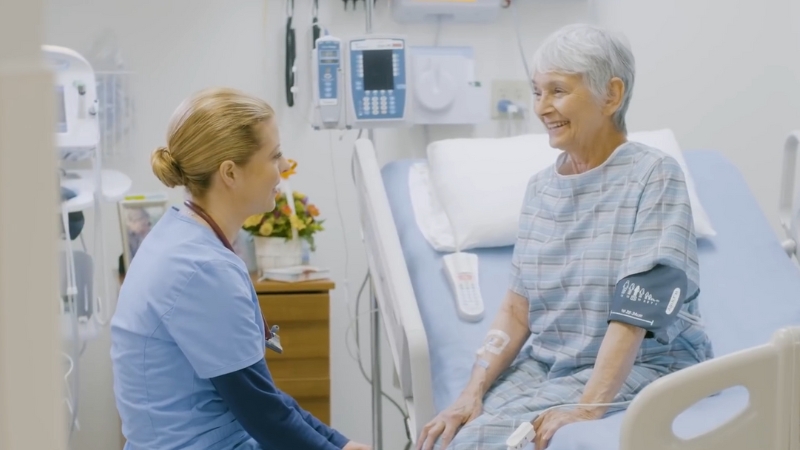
[243,214,263,228]
[280,159,298,180]
[259,221,274,236]
[289,214,306,231]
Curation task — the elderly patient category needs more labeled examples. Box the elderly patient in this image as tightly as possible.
[417,24,714,450]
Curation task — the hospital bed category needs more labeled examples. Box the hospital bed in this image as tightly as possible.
[352,136,800,449]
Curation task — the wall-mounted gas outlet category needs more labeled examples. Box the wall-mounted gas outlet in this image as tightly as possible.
[491,80,532,120]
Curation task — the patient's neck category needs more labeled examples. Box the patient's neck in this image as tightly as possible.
[560,127,627,175]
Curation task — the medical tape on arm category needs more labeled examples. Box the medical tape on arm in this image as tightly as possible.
[475,329,512,367]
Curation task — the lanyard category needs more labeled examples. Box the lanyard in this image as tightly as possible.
[183,200,283,353]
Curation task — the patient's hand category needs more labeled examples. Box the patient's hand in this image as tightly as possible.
[342,441,371,450]
[416,393,483,450]
[532,408,597,449]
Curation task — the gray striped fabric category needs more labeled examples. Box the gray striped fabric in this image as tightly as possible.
[437,142,714,449]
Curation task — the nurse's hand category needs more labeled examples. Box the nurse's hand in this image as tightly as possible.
[416,392,483,450]
[343,441,371,450]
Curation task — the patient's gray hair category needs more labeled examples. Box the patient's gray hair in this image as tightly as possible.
[531,24,635,133]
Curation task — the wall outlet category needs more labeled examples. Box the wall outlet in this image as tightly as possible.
[491,80,532,120]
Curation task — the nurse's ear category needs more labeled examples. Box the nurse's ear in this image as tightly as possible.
[218,160,240,188]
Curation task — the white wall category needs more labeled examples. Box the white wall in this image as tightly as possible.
[592,0,800,235]
[42,0,799,449]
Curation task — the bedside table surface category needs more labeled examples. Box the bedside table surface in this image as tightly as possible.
[250,274,335,294]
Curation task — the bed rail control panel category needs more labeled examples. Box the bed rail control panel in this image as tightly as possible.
[506,422,535,450]
[443,251,485,322]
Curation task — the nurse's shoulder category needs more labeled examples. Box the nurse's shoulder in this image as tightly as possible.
[116,206,249,322]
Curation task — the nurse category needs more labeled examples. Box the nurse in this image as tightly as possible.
[111,87,370,450]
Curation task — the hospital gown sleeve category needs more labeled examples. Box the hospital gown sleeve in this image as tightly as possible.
[509,244,526,297]
[508,183,534,297]
[211,359,349,449]
[164,260,265,379]
[609,157,701,344]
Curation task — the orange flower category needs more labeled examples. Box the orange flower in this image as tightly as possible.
[280,159,298,179]
[307,204,320,217]
[281,204,292,216]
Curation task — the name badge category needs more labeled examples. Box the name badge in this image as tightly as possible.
[265,325,283,354]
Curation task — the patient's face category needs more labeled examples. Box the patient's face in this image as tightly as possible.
[532,72,606,152]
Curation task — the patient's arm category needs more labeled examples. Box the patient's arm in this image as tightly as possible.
[578,321,646,418]
[462,289,532,398]
[417,289,531,450]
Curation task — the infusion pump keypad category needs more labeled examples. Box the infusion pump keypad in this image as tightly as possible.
[360,90,397,117]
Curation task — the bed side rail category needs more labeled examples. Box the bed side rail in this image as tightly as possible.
[620,326,800,450]
[352,138,436,437]
[779,131,800,256]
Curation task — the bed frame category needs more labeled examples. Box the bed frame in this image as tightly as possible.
[352,137,800,449]
[779,130,800,257]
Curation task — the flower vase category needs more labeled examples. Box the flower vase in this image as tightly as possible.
[253,236,303,274]
[232,229,257,273]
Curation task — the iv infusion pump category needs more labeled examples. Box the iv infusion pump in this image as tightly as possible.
[311,36,344,129]
[312,34,411,130]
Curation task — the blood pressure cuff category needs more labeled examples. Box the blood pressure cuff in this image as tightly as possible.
[608,264,699,345]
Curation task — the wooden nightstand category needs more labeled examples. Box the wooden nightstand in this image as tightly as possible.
[251,275,335,425]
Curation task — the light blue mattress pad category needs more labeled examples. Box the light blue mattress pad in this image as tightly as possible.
[381,150,800,449]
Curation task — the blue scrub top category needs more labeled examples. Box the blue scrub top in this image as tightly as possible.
[111,206,266,450]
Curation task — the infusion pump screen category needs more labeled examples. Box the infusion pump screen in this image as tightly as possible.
[56,86,67,133]
[319,50,338,64]
[363,50,394,91]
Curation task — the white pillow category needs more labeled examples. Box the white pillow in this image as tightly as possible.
[418,129,715,252]
[425,133,562,251]
[627,129,716,239]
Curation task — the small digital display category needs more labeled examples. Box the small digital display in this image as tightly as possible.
[363,50,394,91]
[320,58,338,64]
[320,50,337,58]
[55,86,67,133]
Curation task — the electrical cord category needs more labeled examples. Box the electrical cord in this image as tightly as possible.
[354,272,412,446]
[510,0,534,96]
[328,130,360,363]
[341,128,412,445]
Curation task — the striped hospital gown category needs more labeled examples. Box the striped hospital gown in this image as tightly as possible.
[440,142,714,450]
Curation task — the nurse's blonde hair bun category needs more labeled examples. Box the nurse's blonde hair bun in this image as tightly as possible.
[151,146,185,188]
[150,87,275,197]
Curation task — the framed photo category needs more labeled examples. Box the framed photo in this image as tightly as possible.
[118,194,169,270]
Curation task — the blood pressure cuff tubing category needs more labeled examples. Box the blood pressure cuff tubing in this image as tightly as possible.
[608,264,698,344]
